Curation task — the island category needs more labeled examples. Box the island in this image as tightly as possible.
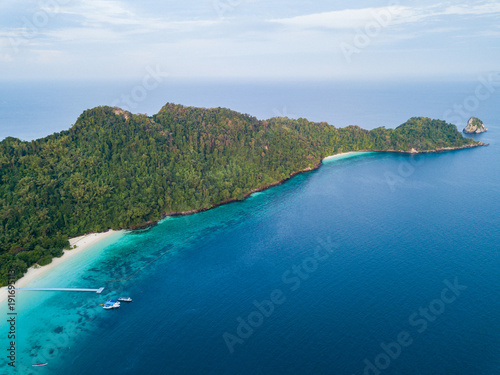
[464,117,488,134]
[0,104,487,285]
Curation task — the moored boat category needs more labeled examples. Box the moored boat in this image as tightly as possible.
[118,297,133,302]
[32,363,48,367]
[102,300,120,309]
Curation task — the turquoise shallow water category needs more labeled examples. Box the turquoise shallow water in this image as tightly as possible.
[0,82,499,374]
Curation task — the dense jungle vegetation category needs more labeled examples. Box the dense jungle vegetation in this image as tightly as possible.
[0,104,477,284]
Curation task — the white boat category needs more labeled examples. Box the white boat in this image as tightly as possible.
[103,300,120,309]
[118,297,133,302]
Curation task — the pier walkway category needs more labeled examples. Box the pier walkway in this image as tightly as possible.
[16,287,105,293]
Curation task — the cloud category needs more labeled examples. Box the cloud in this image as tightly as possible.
[442,3,500,16]
[54,0,144,27]
[1,0,499,81]
[55,0,217,32]
[268,2,500,30]
[0,0,219,50]
[44,27,122,43]
[268,6,404,29]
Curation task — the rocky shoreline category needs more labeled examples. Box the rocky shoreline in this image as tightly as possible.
[129,141,488,229]
[128,164,322,230]
[463,117,488,134]
[361,141,488,155]
[140,164,322,226]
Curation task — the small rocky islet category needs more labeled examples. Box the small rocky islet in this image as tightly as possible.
[463,117,487,134]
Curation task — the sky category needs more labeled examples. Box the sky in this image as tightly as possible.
[0,0,499,81]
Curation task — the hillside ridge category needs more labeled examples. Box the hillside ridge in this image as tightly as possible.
[0,104,484,285]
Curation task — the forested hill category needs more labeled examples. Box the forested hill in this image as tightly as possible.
[0,104,480,285]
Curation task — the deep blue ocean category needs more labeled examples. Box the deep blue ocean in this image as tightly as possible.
[0,81,499,374]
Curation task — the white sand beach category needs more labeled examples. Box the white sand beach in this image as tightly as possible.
[0,230,118,304]
[322,151,368,162]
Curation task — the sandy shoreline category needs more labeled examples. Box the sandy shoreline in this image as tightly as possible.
[0,230,118,304]
[321,144,486,164]
[0,147,473,305]
[322,151,369,162]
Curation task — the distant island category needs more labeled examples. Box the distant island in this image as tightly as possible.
[463,117,488,134]
[0,104,487,285]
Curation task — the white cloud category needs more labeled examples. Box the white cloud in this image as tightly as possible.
[55,0,217,32]
[268,2,500,30]
[442,3,500,16]
[0,0,219,49]
[44,27,122,43]
[1,0,499,81]
[54,0,141,27]
[268,6,404,29]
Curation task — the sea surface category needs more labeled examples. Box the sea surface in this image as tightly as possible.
[0,81,499,374]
